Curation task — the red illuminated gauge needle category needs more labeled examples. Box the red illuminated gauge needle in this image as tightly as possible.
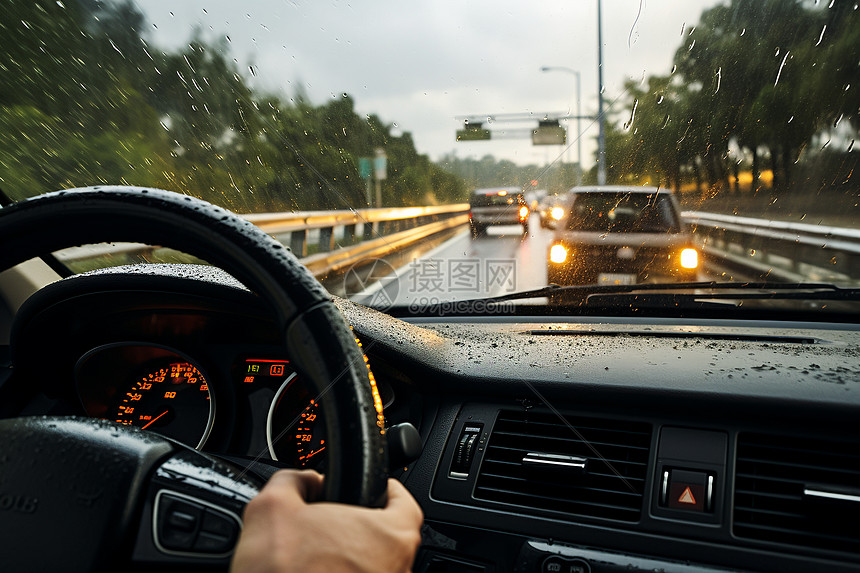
[304,446,326,460]
[142,410,168,430]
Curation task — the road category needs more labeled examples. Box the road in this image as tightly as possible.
[349,217,554,308]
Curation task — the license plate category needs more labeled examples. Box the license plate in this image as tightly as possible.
[598,273,637,285]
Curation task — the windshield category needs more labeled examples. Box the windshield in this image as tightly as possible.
[2,1,858,316]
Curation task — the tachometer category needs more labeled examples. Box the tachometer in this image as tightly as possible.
[266,372,326,468]
[76,344,215,448]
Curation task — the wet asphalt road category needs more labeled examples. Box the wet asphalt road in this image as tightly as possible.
[349,216,554,308]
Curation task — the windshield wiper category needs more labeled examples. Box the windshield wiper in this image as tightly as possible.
[383,281,860,319]
[466,281,860,305]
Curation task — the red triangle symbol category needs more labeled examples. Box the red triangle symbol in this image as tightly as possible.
[678,486,696,505]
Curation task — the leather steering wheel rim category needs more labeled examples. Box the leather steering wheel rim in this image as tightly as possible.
[0,186,388,506]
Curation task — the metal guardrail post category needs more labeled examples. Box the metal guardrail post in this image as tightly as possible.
[363,222,374,241]
[318,227,335,253]
[290,230,307,258]
[344,224,356,243]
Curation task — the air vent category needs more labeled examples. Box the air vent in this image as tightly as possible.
[474,411,651,522]
[734,432,860,554]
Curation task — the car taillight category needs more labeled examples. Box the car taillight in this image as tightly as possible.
[519,206,529,219]
[550,206,565,220]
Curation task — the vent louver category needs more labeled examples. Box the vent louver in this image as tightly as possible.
[474,411,651,522]
[734,432,860,555]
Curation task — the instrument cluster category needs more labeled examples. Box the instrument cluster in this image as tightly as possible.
[73,343,388,468]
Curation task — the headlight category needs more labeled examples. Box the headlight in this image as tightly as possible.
[519,206,529,219]
[550,206,565,220]
[549,244,568,264]
[680,248,698,269]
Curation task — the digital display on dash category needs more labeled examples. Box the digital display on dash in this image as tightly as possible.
[241,358,290,384]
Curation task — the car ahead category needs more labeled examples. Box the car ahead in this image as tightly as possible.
[468,187,529,237]
[537,194,567,230]
[547,186,699,286]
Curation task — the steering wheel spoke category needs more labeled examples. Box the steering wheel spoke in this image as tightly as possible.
[130,449,262,568]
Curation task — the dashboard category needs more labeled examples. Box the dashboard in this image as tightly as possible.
[3,265,860,573]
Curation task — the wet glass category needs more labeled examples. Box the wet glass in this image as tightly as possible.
[1,0,857,311]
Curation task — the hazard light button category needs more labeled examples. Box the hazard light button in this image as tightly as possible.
[662,469,713,512]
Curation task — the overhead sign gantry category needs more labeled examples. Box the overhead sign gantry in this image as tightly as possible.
[455,112,589,146]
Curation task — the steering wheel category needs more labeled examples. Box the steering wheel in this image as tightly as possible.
[0,187,388,571]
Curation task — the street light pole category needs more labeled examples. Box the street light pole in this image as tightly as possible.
[574,71,583,187]
[539,66,582,187]
[597,0,607,185]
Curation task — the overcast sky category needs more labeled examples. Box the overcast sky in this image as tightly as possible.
[135,0,721,168]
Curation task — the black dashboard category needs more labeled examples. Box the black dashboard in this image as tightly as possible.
[3,266,860,573]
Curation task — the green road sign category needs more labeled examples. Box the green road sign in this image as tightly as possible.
[358,157,372,179]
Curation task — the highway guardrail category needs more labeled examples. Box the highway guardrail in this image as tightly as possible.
[56,203,471,279]
[683,211,860,283]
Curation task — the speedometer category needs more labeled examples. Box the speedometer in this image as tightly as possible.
[112,361,211,444]
[76,344,215,448]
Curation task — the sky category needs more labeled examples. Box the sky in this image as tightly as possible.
[135,0,722,168]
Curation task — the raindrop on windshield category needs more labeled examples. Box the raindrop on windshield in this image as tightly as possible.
[815,25,827,46]
[623,99,638,131]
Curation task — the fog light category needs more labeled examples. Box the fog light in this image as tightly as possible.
[550,244,568,264]
[519,206,529,219]
[680,248,698,269]
[551,206,565,220]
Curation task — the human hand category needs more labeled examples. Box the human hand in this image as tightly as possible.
[231,469,423,573]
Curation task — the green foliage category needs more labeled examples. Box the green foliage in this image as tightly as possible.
[0,0,466,210]
[604,0,858,194]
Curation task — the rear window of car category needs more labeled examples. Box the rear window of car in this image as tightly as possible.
[471,193,522,207]
[566,193,680,233]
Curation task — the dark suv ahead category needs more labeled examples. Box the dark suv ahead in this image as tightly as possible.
[547,186,699,285]
[468,187,529,237]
